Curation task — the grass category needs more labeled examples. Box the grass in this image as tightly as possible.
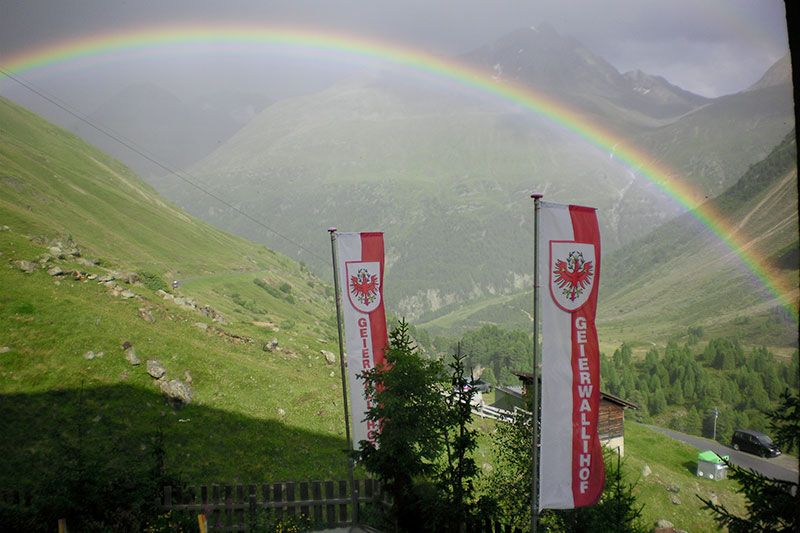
[0,95,355,490]
[621,422,746,532]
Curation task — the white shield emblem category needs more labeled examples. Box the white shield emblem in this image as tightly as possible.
[346,261,382,313]
[549,241,596,312]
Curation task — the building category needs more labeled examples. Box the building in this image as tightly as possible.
[500,371,638,456]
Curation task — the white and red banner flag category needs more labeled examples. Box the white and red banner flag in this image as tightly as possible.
[335,231,388,448]
[538,202,604,509]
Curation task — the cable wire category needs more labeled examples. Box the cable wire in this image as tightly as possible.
[0,66,328,265]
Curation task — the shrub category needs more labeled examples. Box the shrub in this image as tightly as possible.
[138,271,169,293]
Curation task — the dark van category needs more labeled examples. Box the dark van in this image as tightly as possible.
[731,429,781,458]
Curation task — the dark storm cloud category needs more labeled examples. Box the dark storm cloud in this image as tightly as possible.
[0,0,790,97]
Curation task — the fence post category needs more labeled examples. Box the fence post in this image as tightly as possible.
[312,481,323,524]
[338,480,348,525]
[325,481,336,527]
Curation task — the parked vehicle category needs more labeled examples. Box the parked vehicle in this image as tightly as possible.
[731,428,781,458]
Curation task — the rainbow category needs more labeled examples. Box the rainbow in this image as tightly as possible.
[2,23,796,320]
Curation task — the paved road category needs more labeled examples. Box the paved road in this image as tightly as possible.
[646,425,798,483]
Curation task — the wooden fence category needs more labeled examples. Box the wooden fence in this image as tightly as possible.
[161,479,383,531]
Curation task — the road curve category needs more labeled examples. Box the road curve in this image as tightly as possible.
[644,425,798,483]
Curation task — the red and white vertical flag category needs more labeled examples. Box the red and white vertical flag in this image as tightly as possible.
[335,232,388,448]
[538,202,604,509]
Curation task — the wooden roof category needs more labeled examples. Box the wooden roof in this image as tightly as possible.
[511,370,639,409]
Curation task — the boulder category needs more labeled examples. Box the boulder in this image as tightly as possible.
[655,519,674,529]
[47,266,64,276]
[14,260,37,273]
[146,359,167,379]
[124,346,141,366]
[138,307,155,323]
[277,408,286,417]
[123,272,140,284]
[666,483,680,493]
[183,370,193,384]
[159,379,192,405]
[321,350,336,365]
[194,322,209,331]
[120,290,136,299]
[641,464,652,478]
[48,246,65,259]
[670,495,681,505]
[263,339,279,352]
[0,347,10,354]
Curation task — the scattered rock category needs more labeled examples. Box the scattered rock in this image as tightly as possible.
[87,274,97,280]
[655,519,674,529]
[329,371,335,378]
[183,370,193,384]
[138,307,155,323]
[84,351,96,360]
[47,266,64,276]
[120,290,136,299]
[709,493,719,506]
[321,350,336,365]
[66,247,81,257]
[76,257,98,267]
[670,495,681,505]
[48,246,65,259]
[146,360,167,379]
[666,483,680,493]
[0,347,10,354]
[124,347,141,366]
[194,322,209,331]
[263,339,279,352]
[14,260,37,273]
[123,272,139,284]
[0,225,9,231]
[38,254,52,264]
[98,275,115,283]
[159,379,192,405]
[641,464,652,478]
[482,462,493,473]
[277,408,286,417]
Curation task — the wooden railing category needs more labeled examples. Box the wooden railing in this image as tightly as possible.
[162,479,383,531]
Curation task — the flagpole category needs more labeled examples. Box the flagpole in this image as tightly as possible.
[530,193,543,533]
[328,228,360,526]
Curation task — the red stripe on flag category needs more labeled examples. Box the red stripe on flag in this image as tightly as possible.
[360,232,388,370]
[569,206,604,507]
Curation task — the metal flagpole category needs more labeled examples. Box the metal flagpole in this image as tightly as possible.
[530,194,543,533]
[328,228,360,526]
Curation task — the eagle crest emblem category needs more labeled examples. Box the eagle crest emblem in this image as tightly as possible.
[549,242,596,312]
[346,261,382,313]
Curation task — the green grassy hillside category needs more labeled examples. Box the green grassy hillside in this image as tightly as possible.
[0,95,351,490]
[419,131,798,351]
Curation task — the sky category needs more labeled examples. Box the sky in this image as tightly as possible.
[0,0,791,110]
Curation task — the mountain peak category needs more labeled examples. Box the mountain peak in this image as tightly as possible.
[746,53,792,92]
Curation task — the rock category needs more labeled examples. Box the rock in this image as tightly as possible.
[48,246,65,259]
[123,272,139,284]
[87,274,97,280]
[138,307,155,323]
[709,493,719,506]
[0,347,10,354]
[321,350,336,365]
[120,290,136,299]
[146,360,167,379]
[183,370,193,384]
[655,519,674,529]
[277,408,286,417]
[194,322,209,331]
[0,225,9,231]
[14,260,37,273]
[76,257,97,267]
[641,464,652,478]
[671,495,681,505]
[263,339,279,352]
[159,379,192,405]
[47,266,64,276]
[124,347,141,366]
[666,483,680,493]
[84,351,96,360]
[39,254,52,264]
[329,371,335,378]
[98,275,114,283]
[482,462,493,472]
[66,247,81,257]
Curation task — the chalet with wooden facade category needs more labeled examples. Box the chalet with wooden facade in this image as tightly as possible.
[503,371,639,456]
